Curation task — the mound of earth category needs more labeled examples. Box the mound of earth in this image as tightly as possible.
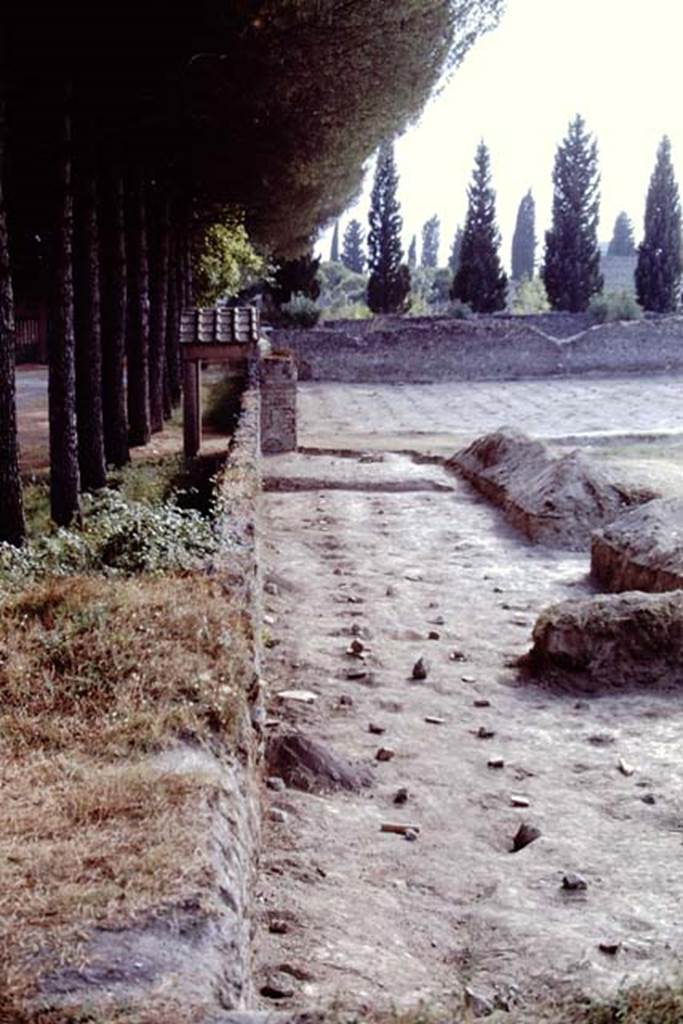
[448,428,655,549]
[266,732,374,793]
[522,590,683,691]
[592,496,683,592]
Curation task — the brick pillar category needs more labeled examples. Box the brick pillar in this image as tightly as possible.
[260,351,297,454]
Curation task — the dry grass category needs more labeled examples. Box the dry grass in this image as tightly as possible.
[0,572,255,1020]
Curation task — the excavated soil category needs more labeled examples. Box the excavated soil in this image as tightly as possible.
[255,450,683,1016]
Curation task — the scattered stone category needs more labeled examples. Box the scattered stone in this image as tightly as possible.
[587,733,615,746]
[269,919,289,935]
[267,732,374,793]
[464,986,495,1018]
[428,630,441,640]
[562,872,588,891]
[511,822,541,852]
[376,747,395,762]
[404,828,419,842]
[493,586,504,594]
[346,638,366,657]
[350,623,363,636]
[278,962,314,982]
[461,674,476,683]
[263,614,276,626]
[379,700,405,713]
[487,757,505,769]
[338,694,354,707]
[598,942,621,955]
[264,581,279,596]
[393,787,409,805]
[477,726,496,740]
[266,776,286,792]
[618,757,636,777]
[425,716,445,725]
[404,572,423,582]
[474,698,491,708]
[429,615,446,626]
[510,794,530,808]
[381,822,421,836]
[386,585,397,597]
[368,723,386,735]
[641,793,656,805]
[260,976,295,1000]
[449,649,466,661]
[412,656,430,681]
[346,668,368,681]
[270,808,289,825]
[276,689,318,705]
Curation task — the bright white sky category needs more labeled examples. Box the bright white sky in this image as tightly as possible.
[318,0,683,271]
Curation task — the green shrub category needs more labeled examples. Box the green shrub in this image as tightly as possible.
[445,298,472,319]
[511,274,551,314]
[203,374,244,433]
[589,290,644,322]
[279,293,322,328]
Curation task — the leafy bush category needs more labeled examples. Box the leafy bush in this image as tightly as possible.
[323,302,372,321]
[511,274,551,314]
[445,298,472,319]
[279,293,322,328]
[589,290,644,322]
[0,490,218,591]
[203,374,244,434]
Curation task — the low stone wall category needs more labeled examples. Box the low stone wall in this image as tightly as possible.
[270,313,683,383]
[591,497,683,593]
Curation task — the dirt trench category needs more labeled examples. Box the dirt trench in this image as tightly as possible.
[254,450,683,1016]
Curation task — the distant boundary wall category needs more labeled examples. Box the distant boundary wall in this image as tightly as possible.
[269,313,683,383]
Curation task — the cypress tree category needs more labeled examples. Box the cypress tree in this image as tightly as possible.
[421,215,440,268]
[341,219,365,273]
[408,235,417,269]
[542,115,602,312]
[635,137,682,312]
[451,141,507,312]
[366,141,411,314]
[511,189,536,280]
[448,225,463,273]
[330,221,340,262]
[607,211,635,257]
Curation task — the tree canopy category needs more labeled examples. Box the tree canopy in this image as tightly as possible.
[635,137,682,312]
[607,211,636,258]
[451,141,507,312]
[366,141,411,314]
[511,190,535,280]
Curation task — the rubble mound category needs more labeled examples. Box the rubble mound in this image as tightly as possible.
[448,428,655,549]
[592,496,683,592]
[522,590,683,691]
[266,732,374,793]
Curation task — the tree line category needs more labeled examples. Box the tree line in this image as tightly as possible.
[332,115,683,318]
[0,0,503,546]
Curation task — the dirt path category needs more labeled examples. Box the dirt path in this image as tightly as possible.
[256,450,683,1016]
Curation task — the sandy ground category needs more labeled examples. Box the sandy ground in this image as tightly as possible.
[255,385,683,1016]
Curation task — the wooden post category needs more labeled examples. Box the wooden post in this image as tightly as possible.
[183,358,200,457]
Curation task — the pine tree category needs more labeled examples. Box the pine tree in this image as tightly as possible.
[450,141,507,312]
[408,235,417,269]
[542,115,602,312]
[607,211,635,257]
[330,221,340,262]
[366,141,411,314]
[511,190,536,280]
[341,219,365,274]
[421,215,440,268]
[635,137,682,312]
[448,226,464,273]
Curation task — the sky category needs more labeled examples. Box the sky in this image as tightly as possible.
[317,0,683,271]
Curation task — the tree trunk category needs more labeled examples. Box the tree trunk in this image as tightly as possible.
[165,225,181,412]
[147,181,169,433]
[99,167,129,466]
[48,86,80,527]
[125,164,151,447]
[0,97,25,546]
[73,162,106,489]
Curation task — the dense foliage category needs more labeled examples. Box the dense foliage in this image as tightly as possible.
[192,218,264,306]
[451,141,507,312]
[449,225,464,273]
[542,115,603,312]
[366,142,411,314]
[635,136,682,312]
[341,220,366,274]
[421,215,440,268]
[511,189,536,280]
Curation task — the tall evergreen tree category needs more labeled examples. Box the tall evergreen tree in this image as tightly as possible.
[330,220,340,262]
[421,215,440,268]
[511,189,536,280]
[635,137,682,312]
[451,141,507,312]
[542,114,602,312]
[341,219,365,274]
[607,211,636,257]
[366,141,411,314]
[408,235,417,269]
[448,225,464,273]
